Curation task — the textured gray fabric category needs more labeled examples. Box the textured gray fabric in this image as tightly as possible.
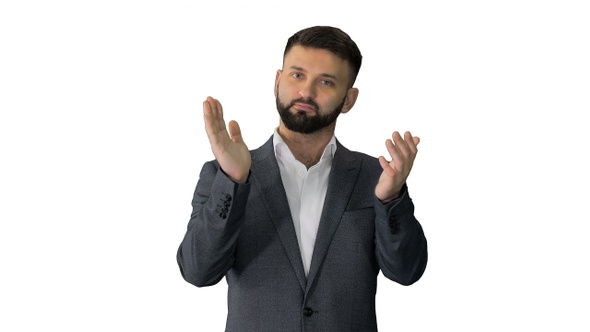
[177,136,428,331]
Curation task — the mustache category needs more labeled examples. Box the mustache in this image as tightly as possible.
[287,98,320,111]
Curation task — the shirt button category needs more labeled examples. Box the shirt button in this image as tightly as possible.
[303,307,313,317]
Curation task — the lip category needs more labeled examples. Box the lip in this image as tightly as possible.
[293,103,316,112]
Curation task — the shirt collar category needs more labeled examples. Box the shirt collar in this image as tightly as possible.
[273,129,337,162]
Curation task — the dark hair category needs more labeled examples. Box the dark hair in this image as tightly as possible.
[283,26,363,87]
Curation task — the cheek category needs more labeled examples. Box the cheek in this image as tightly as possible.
[320,94,343,111]
[277,84,294,102]
[274,79,282,96]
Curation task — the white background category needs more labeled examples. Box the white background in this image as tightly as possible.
[1,1,589,331]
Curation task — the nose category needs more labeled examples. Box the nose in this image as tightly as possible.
[298,81,317,99]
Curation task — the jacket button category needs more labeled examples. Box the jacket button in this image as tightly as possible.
[303,307,313,317]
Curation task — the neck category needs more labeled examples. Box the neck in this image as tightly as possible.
[277,123,335,169]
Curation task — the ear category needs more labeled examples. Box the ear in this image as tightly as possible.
[274,70,282,97]
[340,87,359,114]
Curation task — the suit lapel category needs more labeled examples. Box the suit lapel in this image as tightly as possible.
[251,137,307,291]
[305,141,361,293]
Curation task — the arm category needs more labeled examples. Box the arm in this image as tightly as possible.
[177,96,252,287]
[177,162,250,287]
[374,184,428,285]
[374,131,427,285]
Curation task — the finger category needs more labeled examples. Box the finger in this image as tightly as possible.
[404,131,419,154]
[378,156,396,176]
[203,97,219,123]
[209,97,227,133]
[385,139,404,172]
[203,99,215,135]
[393,131,411,157]
[228,120,245,145]
[401,132,419,171]
[203,97,229,145]
[208,97,229,136]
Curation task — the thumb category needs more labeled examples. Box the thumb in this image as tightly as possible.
[228,120,245,144]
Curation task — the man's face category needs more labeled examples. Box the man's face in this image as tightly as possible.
[275,45,355,134]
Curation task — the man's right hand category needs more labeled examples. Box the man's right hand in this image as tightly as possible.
[203,96,251,184]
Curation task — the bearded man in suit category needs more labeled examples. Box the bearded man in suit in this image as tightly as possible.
[177,25,428,332]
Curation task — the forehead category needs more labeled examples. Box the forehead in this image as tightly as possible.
[283,45,349,78]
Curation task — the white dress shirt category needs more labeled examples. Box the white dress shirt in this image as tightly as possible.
[273,130,336,277]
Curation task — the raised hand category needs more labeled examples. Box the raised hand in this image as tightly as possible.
[375,131,420,203]
[203,96,251,183]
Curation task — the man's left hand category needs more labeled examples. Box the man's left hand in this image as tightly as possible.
[375,131,420,203]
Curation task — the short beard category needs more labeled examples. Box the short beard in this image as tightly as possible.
[276,95,346,134]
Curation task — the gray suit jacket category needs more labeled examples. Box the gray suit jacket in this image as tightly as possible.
[177,137,428,331]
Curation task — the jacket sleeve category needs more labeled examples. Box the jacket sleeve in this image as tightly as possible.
[373,184,428,286]
[177,161,251,287]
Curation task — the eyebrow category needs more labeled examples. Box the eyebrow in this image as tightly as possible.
[289,66,339,81]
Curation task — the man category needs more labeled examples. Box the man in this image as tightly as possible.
[177,26,428,331]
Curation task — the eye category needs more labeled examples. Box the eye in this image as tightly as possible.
[291,73,303,79]
[319,79,333,86]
